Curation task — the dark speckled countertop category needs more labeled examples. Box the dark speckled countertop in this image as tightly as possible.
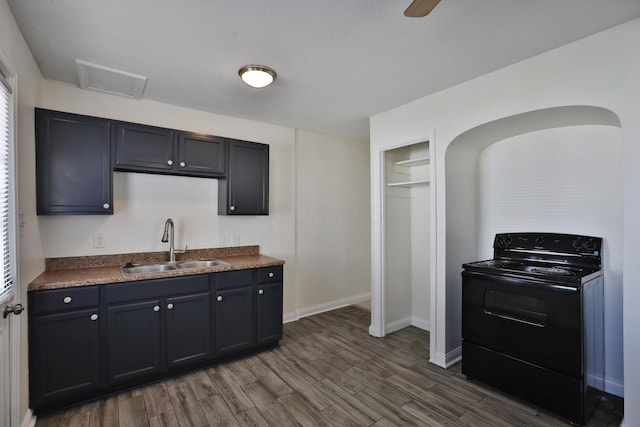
[28,245,284,291]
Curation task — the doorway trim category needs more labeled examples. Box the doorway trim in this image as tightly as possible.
[369,130,437,353]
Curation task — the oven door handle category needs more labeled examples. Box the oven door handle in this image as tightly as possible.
[483,310,546,328]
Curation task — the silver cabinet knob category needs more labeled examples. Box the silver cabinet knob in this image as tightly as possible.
[230,206,235,211]
[269,272,274,278]
[90,314,98,321]
[217,296,223,302]
[258,289,264,295]
[63,296,72,304]
[153,305,160,312]
[103,203,110,209]
[180,161,186,167]
[167,160,173,166]
[167,303,174,310]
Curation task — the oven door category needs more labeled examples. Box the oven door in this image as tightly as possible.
[462,270,582,377]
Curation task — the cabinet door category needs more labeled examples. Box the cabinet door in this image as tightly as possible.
[166,292,212,368]
[30,308,100,407]
[176,132,226,177]
[107,299,162,383]
[215,286,254,354]
[256,282,283,344]
[35,109,112,215]
[219,139,269,215]
[113,121,175,172]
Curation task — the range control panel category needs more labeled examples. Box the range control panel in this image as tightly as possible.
[494,232,602,256]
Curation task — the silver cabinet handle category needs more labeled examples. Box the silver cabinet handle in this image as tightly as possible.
[90,314,98,321]
[217,296,223,302]
[153,305,160,312]
[269,272,274,278]
[230,206,236,211]
[63,296,72,304]
[180,161,186,167]
[167,303,174,310]
[103,203,110,209]
[167,160,173,166]
[258,289,264,295]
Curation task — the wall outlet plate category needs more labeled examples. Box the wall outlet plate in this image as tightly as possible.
[94,232,106,248]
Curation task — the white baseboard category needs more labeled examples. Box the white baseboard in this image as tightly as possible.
[386,317,412,334]
[604,376,624,397]
[430,345,461,369]
[410,316,430,331]
[289,292,371,322]
[21,409,35,427]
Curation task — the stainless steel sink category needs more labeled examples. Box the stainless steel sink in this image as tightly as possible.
[175,259,229,269]
[122,258,229,275]
[122,263,178,275]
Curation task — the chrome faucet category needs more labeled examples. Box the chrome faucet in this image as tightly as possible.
[161,218,187,262]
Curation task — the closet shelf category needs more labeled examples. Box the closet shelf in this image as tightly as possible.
[387,179,429,188]
[394,157,430,167]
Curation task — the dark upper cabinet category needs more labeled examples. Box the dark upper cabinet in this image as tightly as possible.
[112,121,175,173]
[219,139,269,215]
[113,121,226,178]
[28,286,101,410]
[177,132,226,176]
[35,109,112,215]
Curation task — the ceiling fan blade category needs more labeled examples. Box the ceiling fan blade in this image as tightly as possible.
[404,0,441,17]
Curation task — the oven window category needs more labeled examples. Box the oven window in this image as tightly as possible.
[484,290,547,327]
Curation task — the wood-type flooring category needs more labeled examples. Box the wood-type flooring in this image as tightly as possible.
[35,305,623,426]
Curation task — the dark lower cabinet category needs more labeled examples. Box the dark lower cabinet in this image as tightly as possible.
[256,282,284,344]
[28,286,101,410]
[215,266,283,352]
[215,286,254,354]
[166,292,212,367]
[30,308,101,407]
[107,299,162,383]
[29,266,283,414]
[35,108,112,215]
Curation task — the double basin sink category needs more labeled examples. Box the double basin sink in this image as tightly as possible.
[122,258,229,275]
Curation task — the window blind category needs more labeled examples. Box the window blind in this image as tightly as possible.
[0,70,15,303]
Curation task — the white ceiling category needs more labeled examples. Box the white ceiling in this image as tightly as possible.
[8,0,640,141]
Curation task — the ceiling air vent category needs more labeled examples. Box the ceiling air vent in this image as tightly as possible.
[76,59,147,99]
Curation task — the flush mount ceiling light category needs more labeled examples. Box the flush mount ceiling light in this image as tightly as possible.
[238,65,277,88]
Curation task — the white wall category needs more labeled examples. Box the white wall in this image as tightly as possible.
[1,0,46,422]
[294,130,371,318]
[371,17,640,425]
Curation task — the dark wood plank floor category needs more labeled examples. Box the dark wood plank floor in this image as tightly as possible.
[35,306,623,426]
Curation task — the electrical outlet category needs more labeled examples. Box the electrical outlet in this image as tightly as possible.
[94,232,106,248]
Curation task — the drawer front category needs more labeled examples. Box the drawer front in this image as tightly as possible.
[215,269,253,290]
[256,266,283,284]
[31,286,99,315]
[105,274,210,304]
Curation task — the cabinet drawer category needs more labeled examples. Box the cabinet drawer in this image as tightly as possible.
[256,266,283,283]
[30,286,99,315]
[216,269,253,290]
[105,274,210,304]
